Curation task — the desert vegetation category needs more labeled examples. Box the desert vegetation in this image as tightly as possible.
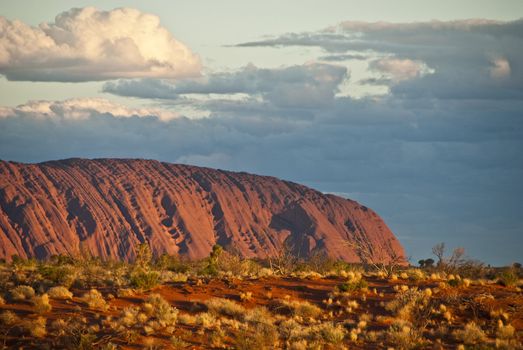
[0,243,521,349]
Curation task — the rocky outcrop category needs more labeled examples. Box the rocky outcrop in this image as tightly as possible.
[0,158,405,263]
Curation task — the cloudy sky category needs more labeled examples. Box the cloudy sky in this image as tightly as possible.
[1,0,522,265]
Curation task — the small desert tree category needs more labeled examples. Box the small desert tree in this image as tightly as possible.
[267,242,298,275]
[432,243,445,267]
[431,242,481,275]
[345,239,403,277]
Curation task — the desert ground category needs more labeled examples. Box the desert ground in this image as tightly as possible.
[0,246,522,349]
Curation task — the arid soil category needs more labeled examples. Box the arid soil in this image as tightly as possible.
[1,273,522,349]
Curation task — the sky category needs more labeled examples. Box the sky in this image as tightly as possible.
[0,1,522,265]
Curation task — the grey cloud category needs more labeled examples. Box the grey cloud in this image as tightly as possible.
[104,63,348,108]
[319,53,369,61]
[1,95,522,264]
[2,19,523,265]
[236,19,523,100]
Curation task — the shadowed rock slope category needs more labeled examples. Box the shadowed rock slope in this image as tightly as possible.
[0,158,405,263]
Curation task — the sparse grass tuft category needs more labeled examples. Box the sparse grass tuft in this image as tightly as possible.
[386,321,425,350]
[205,297,246,320]
[453,322,486,345]
[316,322,346,344]
[170,335,189,348]
[144,293,178,328]
[386,289,433,330]
[278,299,323,319]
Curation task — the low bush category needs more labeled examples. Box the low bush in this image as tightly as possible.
[234,321,279,350]
[10,285,35,301]
[0,310,19,327]
[32,293,52,313]
[315,322,346,344]
[38,264,76,287]
[278,299,322,319]
[386,289,433,330]
[22,316,47,338]
[386,321,425,350]
[129,270,160,290]
[143,293,178,328]
[81,289,108,311]
[453,322,486,345]
[498,268,519,287]
[205,298,246,320]
[338,278,368,292]
[48,286,73,300]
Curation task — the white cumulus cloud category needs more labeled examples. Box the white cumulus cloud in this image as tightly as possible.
[371,58,434,82]
[0,98,179,121]
[490,58,511,79]
[0,7,201,82]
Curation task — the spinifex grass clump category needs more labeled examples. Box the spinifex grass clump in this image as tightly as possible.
[81,289,108,311]
[47,286,73,300]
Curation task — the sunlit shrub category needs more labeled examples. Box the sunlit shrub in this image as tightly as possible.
[32,293,52,313]
[498,268,519,287]
[48,286,73,300]
[385,321,425,350]
[205,297,246,320]
[23,316,47,338]
[453,322,486,345]
[278,299,322,319]
[129,270,160,290]
[144,293,178,327]
[10,285,35,301]
[81,289,108,311]
[315,322,346,344]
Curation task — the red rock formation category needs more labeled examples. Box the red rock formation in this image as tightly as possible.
[0,158,405,263]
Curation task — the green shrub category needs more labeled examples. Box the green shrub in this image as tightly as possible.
[498,268,519,287]
[200,244,223,277]
[129,271,160,290]
[338,278,368,292]
[154,253,190,273]
[38,264,76,287]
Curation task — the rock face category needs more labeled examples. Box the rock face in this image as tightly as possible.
[0,158,405,263]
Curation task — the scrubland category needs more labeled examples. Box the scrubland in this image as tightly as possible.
[0,244,522,349]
